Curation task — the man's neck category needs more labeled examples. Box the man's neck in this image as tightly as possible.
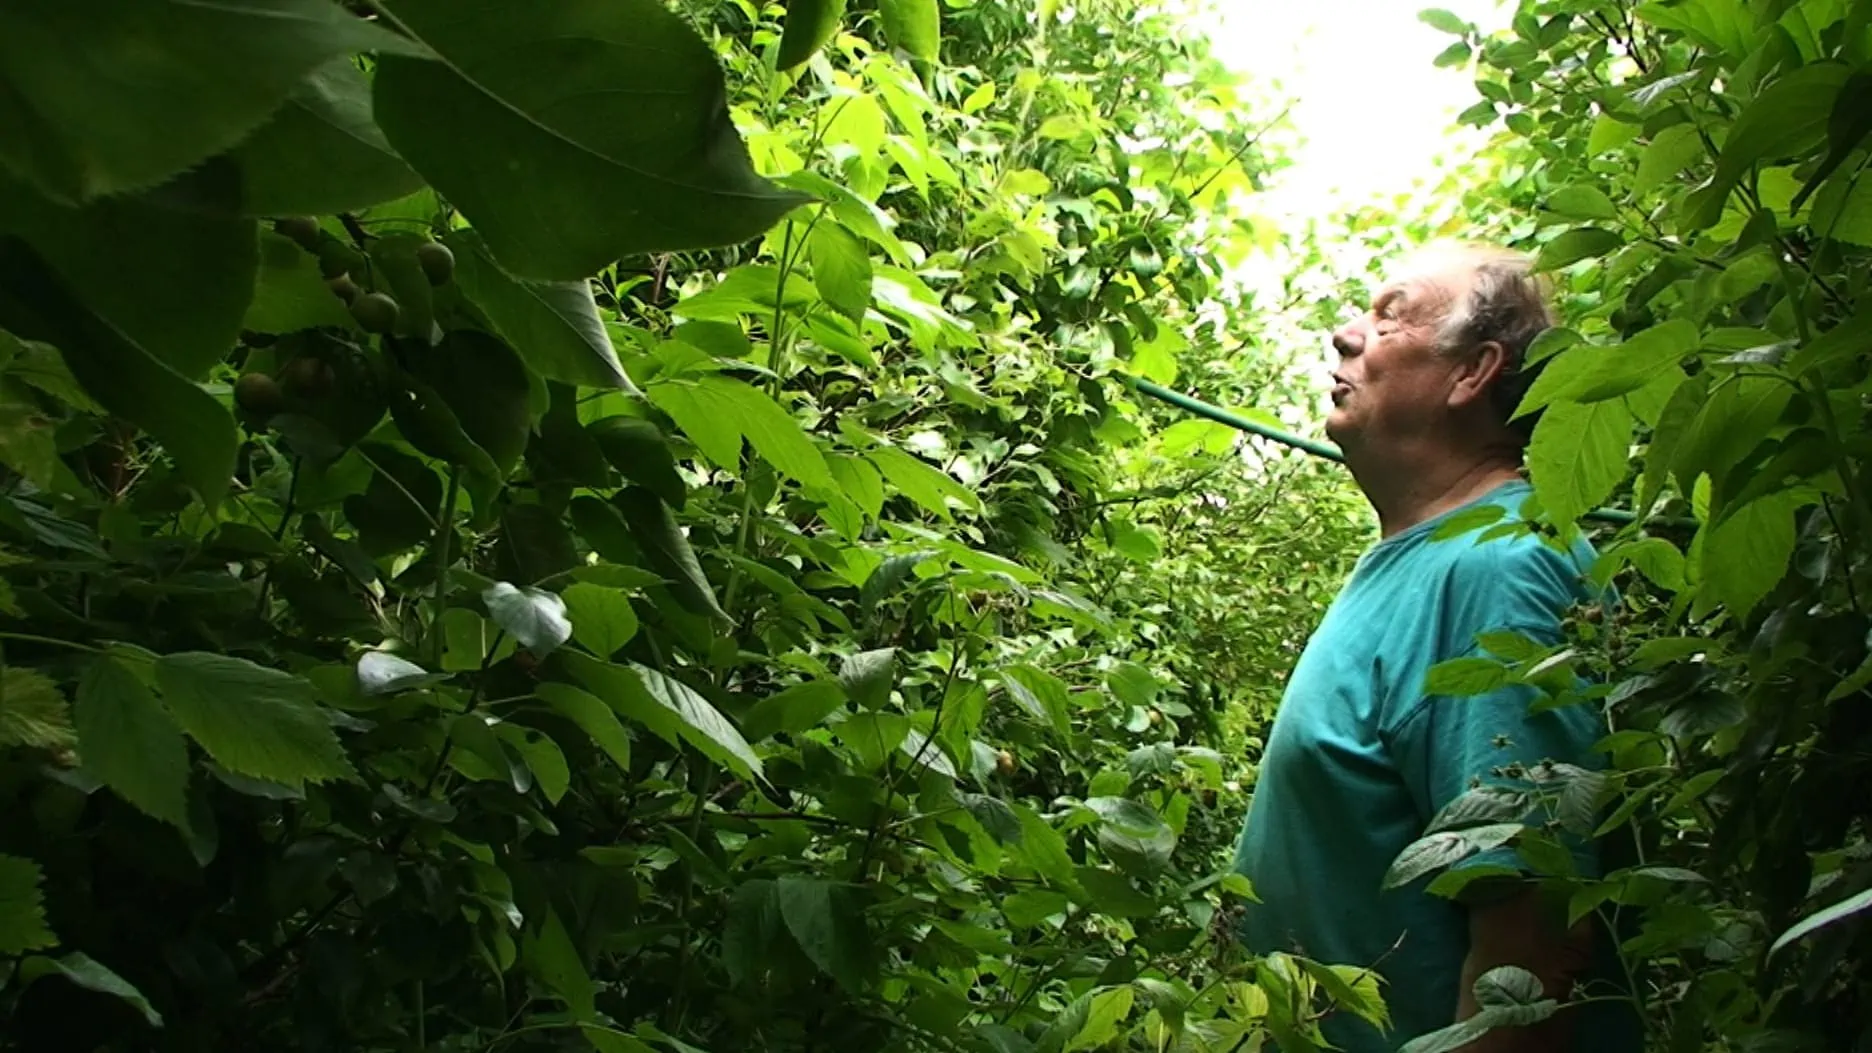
[1346,441,1526,539]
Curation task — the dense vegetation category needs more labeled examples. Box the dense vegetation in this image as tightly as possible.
[0,0,1867,1051]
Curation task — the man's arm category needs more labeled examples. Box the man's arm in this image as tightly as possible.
[1457,881,1594,1053]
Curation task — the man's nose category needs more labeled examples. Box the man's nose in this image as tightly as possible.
[1331,321,1364,359]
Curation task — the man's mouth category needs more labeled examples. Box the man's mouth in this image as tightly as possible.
[1330,375,1352,403]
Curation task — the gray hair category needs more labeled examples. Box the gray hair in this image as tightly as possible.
[1421,244,1556,440]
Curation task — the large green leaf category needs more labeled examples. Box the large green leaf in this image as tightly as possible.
[483,582,573,657]
[878,0,941,62]
[0,240,238,508]
[0,854,55,955]
[613,486,730,622]
[1683,63,1854,230]
[0,0,424,203]
[562,582,640,658]
[536,682,633,773]
[1699,490,1804,619]
[373,0,808,280]
[807,222,874,322]
[1771,886,1872,956]
[19,953,162,1027]
[741,681,847,741]
[447,230,634,390]
[0,182,256,379]
[1527,398,1634,526]
[590,417,686,510]
[523,906,595,1016]
[1534,227,1623,270]
[649,375,834,491]
[562,654,762,781]
[777,0,849,70]
[153,652,355,792]
[1064,987,1135,1053]
[1671,376,1793,495]
[244,231,356,334]
[775,876,872,992]
[75,657,190,829]
[396,329,532,478]
[867,445,981,519]
[153,57,424,215]
[839,648,896,710]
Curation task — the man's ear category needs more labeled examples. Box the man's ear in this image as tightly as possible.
[1448,340,1510,410]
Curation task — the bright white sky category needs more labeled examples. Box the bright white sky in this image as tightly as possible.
[1196,0,1512,221]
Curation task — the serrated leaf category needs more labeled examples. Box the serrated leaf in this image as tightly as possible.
[1683,63,1854,231]
[0,0,423,203]
[536,682,633,774]
[1426,786,1530,833]
[0,177,255,379]
[396,329,531,478]
[152,57,424,215]
[523,907,594,1016]
[0,666,74,751]
[75,657,188,828]
[1528,398,1634,526]
[1003,888,1069,928]
[0,240,237,508]
[153,652,354,792]
[1384,825,1520,888]
[1699,491,1802,619]
[483,582,573,657]
[1298,960,1389,1031]
[562,582,640,658]
[828,453,885,520]
[860,550,937,614]
[0,854,55,954]
[373,0,807,280]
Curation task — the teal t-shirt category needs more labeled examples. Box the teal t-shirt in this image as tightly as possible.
[1231,479,1630,1051]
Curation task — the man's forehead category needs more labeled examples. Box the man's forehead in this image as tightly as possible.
[1369,272,1460,312]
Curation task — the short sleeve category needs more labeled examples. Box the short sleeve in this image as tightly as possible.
[1386,636,1607,879]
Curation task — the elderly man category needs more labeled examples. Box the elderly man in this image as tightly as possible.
[1230,243,1632,1051]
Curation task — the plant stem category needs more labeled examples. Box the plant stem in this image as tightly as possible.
[429,466,462,667]
[0,632,99,654]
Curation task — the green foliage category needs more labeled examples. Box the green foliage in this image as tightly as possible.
[1386,2,1872,1048]
[0,2,1364,1049]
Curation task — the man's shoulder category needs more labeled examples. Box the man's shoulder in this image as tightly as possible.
[1395,521,1599,632]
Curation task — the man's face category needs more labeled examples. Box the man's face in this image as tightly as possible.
[1324,264,1471,449]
